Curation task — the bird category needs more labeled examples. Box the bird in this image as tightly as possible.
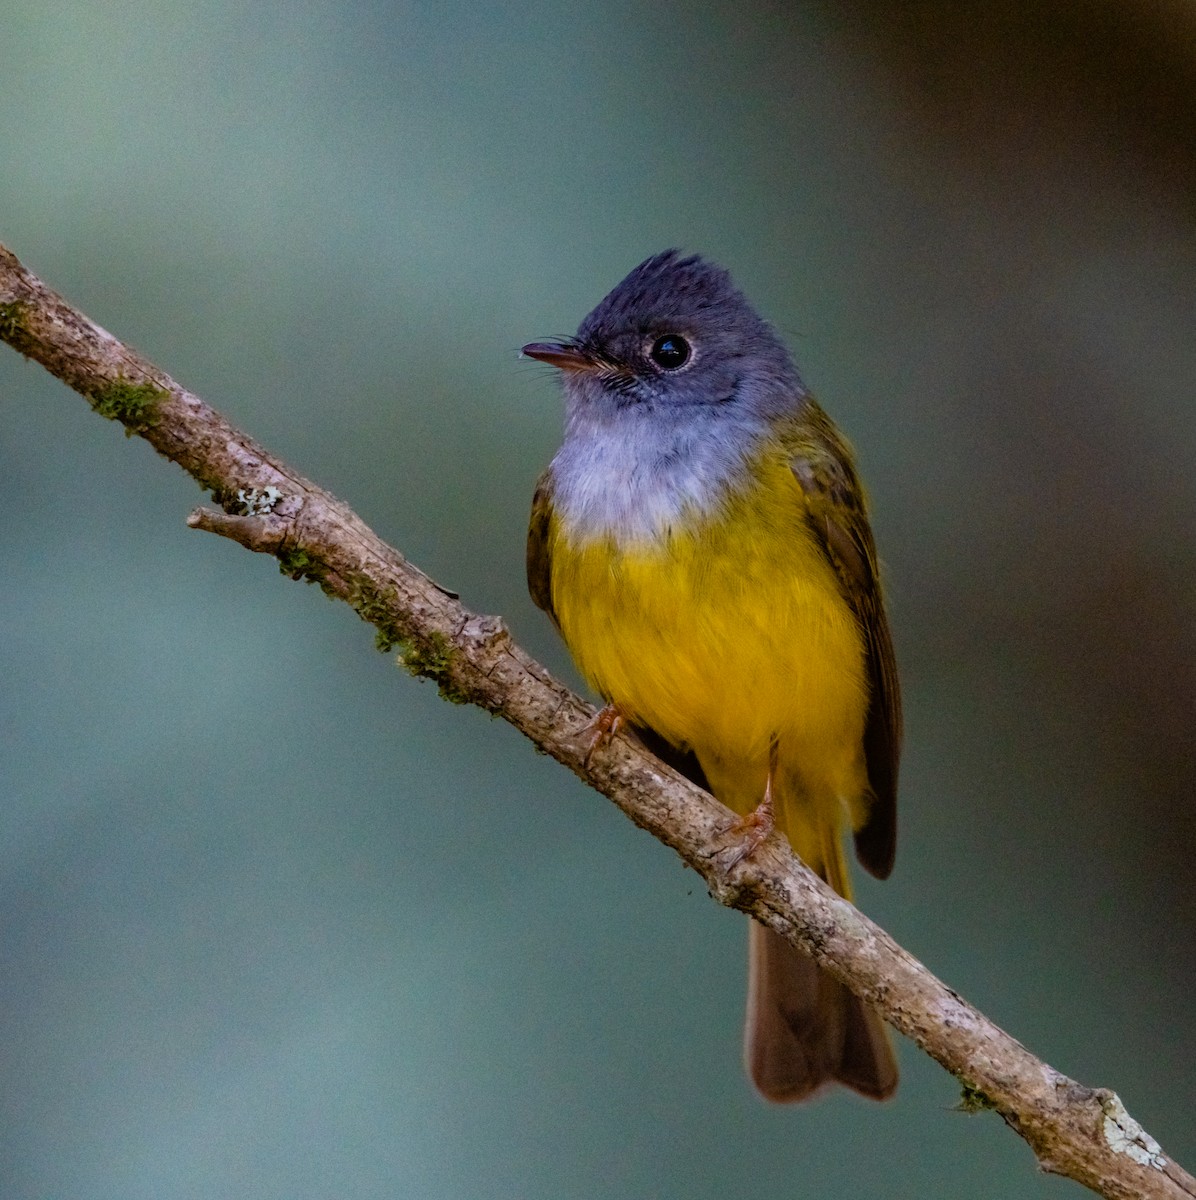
[523,249,900,1102]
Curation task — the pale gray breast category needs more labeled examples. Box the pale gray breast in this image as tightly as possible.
[549,408,767,545]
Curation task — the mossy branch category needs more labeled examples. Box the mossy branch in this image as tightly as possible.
[1,241,1191,1200]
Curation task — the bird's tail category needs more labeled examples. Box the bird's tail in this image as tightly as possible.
[744,826,897,1102]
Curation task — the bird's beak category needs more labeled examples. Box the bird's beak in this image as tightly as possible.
[521,342,599,373]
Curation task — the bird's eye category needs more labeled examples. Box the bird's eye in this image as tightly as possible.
[649,334,691,371]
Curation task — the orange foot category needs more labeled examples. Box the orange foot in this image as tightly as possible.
[718,755,777,870]
[578,703,626,767]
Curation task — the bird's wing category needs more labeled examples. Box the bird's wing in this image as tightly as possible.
[526,469,559,628]
[788,403,901,879]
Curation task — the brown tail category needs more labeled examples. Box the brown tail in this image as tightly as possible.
[744,922,897,1102]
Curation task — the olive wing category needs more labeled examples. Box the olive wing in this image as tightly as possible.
[789,405,901,879]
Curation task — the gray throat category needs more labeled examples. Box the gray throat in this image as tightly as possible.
[549,406,770,545]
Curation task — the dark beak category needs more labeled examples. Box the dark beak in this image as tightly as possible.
[521,341,599,372]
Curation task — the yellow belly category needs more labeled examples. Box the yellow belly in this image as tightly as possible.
[550,455,870,871]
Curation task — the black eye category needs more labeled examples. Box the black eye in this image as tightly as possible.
[649,334,691,371]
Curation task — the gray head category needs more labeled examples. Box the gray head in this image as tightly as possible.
[523,250,805,430]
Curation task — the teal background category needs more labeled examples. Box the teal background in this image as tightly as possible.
[2,3,1194,1197]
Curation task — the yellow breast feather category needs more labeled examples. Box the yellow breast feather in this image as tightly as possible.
[548,450,870,839]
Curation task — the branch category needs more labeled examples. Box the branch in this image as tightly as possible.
[1,242,1190,1200]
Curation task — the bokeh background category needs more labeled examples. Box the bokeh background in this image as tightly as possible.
[2,2,1194,1197]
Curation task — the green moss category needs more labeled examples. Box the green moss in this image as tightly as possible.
[374,627,398,653]
[397,630,470,704]
[350,583,404,653]
[0,300,28,343]
[277,548,322,582]
[956,1083,997,1114]
[89,377,167,435]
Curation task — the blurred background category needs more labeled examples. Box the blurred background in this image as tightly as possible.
[2,2,1194,1197]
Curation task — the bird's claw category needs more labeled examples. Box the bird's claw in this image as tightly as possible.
[715,775,776,870]
[578,704,625,768]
